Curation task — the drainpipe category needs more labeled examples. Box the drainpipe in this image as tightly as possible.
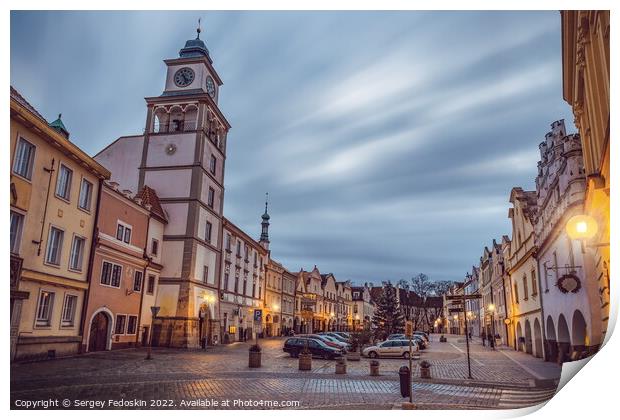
[136,214,151,346]
[34,158,55,256]
[79,178,103,352]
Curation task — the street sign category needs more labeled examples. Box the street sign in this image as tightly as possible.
[405,321,413,338]
[253,309,262,322]
[449,308,464,314]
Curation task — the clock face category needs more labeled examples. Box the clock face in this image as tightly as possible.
[206,76,216,98]
[174,67,195,87]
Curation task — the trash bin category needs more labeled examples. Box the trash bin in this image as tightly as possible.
[399,366,411,397]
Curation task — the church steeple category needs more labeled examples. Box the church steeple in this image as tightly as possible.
[259,192,270,250]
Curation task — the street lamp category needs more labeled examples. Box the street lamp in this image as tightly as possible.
[487,304,496,350]
[566,214,598,240]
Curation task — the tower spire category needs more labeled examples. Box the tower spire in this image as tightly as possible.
[196,18,202,39]
[259,192,270,250]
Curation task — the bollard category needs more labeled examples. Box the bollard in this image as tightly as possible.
[370,360,380,376]
[398,366,411,397]
[335,357,347,374]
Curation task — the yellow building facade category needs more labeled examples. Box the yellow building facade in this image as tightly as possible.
[561,10,610,339]
[10,88,110,360]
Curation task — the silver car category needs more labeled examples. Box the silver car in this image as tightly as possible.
[362,340,419,359]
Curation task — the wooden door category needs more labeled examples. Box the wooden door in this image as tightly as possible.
[88,312,109,352]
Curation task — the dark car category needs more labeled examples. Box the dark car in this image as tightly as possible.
[325,332,352,343]
[283,337,343,359]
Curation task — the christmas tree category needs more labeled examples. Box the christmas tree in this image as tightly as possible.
[371,282,405,340]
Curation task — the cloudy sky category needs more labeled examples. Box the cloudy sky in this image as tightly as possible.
[11,11,575,284]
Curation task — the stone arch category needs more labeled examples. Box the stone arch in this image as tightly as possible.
[184,104,198,131]
[524,319,533,354]
[87,307,114,352]
[515,321,524,352]
[545,315,557,362]
[152,107,169,133]
[533,318,543,358]
[168,105,184,132]
[557,314,571,363]
[572,310,588,357]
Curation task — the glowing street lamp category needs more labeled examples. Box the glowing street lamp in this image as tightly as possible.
[566,214,598,240]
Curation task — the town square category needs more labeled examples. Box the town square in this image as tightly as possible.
[8,7,611,412]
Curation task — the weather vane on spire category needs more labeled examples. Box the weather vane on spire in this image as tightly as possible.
[265,192,269,213]
[196,17,202,39]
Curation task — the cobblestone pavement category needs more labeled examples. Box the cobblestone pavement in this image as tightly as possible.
[10,335,561,410]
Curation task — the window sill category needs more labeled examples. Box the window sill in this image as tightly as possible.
[99,283,122,290]
[68,267,83,274]
[43,261,61,269]
[77,205,92,215]
[12,172,33,184]
[54,193,72,204]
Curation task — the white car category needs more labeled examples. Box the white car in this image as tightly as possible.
[362,339,419,359]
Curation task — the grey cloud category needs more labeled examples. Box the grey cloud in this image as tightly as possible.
[11,11,575,284]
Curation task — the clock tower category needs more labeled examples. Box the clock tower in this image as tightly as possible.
[139,24,230,348]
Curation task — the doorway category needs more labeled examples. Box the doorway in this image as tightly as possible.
[88,312,110,352]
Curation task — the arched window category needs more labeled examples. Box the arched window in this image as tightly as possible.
[522,275,529,299]
[514,284,519,303]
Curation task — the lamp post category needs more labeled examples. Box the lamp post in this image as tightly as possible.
[146,306,160,360]
[488,303,496,350]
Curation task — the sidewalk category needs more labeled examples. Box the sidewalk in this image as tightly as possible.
[435,333,561,385]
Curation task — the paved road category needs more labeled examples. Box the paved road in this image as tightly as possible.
[10,335,561,410]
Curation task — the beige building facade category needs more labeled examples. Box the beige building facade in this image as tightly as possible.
[10,87,110,361]
[561,10,610,343]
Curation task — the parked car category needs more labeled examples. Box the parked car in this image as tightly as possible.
[300,334,347,352]
[324,332,352,343]
[318,333,352,350]
[387,334,406,340]
[386,334,427,349]
[415,331,430,341]
[362,340,419,359]
[283,337,343,359]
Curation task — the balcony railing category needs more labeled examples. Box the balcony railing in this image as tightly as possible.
[151,120,198,134]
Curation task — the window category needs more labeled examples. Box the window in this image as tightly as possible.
[10,211,24,253]
[55,164,73,201]
[252,281,256,297]
[203,265,209,284]
[78,179,93,211]
[45,227,64,265]
[531,269,538,296]
[115,315,126,334]
[151,239,159,256]
[236,240,241,256]
[116,223,131,244]
[244,245,249,260]
[101,261,122,288]
[209,154,217,175]
[133,270,143,292]
[514,284,519,303]
[234,275,239,293]
[225,233,231,251]
[61,294,78,327]
[243,277,247,295]
[147,275,156,294]
[224,273,229,290]
[207,187,215,208]
[13,138,36,180]
[522,275,528,299]
[127,316,138,335]
[36,290,55,327]
[205,221,212,242]
[69,236,85,271]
